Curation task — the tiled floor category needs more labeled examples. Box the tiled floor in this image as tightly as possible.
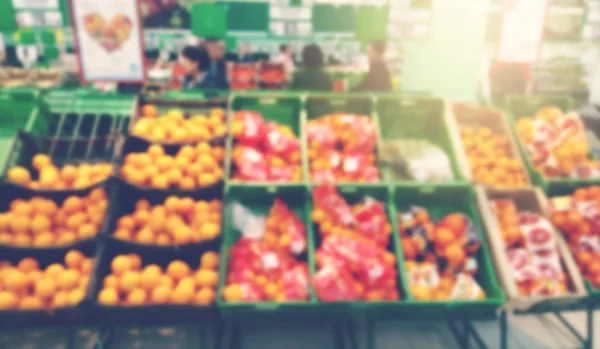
[1,311,597,348]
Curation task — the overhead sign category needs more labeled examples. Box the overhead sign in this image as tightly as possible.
[497,0,548,64]
[70,0,146,83]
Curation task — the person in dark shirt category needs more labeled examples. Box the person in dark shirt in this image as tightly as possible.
[290,44,333,91]
[236,42,255,63]
[180,45,228,90]
[352,41,392,92]
[205,38,229,88]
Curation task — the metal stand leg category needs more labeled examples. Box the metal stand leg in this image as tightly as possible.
[554,311,586,345]
[67,327,76,349]
[448,321,467,348]
[587,305,594,349]
[214,321,229,349]
[365,319,375,349]
[230,324,242,349]
[463,322,470,349]
[345,319,359,349]
[464,322,489,349]
[333,321,345,349]
[500,311,508,349]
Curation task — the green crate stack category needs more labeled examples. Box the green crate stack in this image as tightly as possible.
[218,92,503,324]
[502,94,600,193]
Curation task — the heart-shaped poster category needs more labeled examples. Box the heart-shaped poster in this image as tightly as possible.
[83,13,133,53]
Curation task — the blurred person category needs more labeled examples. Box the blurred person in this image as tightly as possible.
[352,41,392,92]
[205,38,228,83]
[273,44,295,80]
[237,42,254,63]
[290,44,332,91]
[180,45,228,90]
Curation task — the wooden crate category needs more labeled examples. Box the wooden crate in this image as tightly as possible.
[475,185,587,311]
[446,102,532,189]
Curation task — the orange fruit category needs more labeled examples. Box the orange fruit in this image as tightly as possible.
[45,263,65,278]
[139,265,161,291]
[10,215,30,234]
[19,296,44,310]
[78,224,97,240]
[151,175,170,189]
[60,165,78,184]
[166,260,190,281]
[80,259,93,275]
[135,200,151,213]
[135,228,155,245]
[33,233,54,247]
[7,167,32,186]
[35,278,57,299]
[103,275,118,288]
[171,284,194,304]
[195,270,218,288]
[69,288,85,305]
[0,291,18,310]
[264,283,278,300]
[199,223,220,240]
[222,284,243,303]
[114,228,133,241]
[66,212,87,230]
[111,255,132,275]
[58,269,80,291]
[164,196,180,214]
[173,225,192,245]
[32,154,52,171]
[120,271,140,292]
[52,291,69,308]
[156,234,171,246]
[128,254,142,271]
[159,275,174,290]
[133,210,151,226]
[150,286,170,304]
[126,288,147,306]
[17,258,39,273]
[65,250,85,270]
[39,166,60,188]
[147,144,165,158]
[200,252,220,270]
[56,232,77,246]
[194,288,216,306]
[98,288,119,305]
[4,270,29,293]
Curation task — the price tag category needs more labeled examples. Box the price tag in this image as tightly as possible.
[498,0,548,63]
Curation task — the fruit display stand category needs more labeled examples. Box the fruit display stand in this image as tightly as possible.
[502,94,600,194]
[475,185,594,349]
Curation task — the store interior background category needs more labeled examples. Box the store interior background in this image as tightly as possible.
[1,0,600,348]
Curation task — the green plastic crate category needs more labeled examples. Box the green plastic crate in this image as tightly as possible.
[305,93,374,119]
[375,96,466,183]
[218,185,324,320]
[311,184,410,320]
[391,184,504,320]
[542,183,600,300]
[504,94,600,193]
[3,96,133,179]
[227,95,308,185]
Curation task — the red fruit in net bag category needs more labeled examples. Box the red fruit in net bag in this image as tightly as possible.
[233,145,269,181]
[233,111,264,145]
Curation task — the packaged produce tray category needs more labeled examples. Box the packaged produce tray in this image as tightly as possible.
[311,184,409,320]
[0,243,97,327]
[89,241,219,325]
[375,96,465,183]
[227,94,307,185]
[103,181,222,252]
[475,186,587,313]
[217,185,322,320]
[503,94,599,193]
[448,102,532,189]
[392,184,504,320]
